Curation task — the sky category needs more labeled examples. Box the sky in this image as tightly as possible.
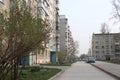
[59,0,120,56]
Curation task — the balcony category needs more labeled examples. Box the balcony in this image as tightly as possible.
[115,52,120,54]
[115,42,120,45]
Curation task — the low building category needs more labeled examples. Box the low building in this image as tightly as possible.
[92,33,120,60]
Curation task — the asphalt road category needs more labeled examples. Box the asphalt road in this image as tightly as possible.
[53,62,117,80]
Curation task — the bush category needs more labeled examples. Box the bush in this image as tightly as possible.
[48,62,72,66]
[20,67,61,80]
[110,59,120,64]
[30,67,40,72]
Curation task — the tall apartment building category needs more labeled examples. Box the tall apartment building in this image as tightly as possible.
[92,33,120,60]
[55,0,60,55]
[59,15,68,53]
[67,27,75,61]
[29,0,59,64]
[59,15,75,61]
[88,48,92,56]
[50,0,60,62]
[0,0,59,65]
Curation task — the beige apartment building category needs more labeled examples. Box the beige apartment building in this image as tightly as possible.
[67,27,75,61]
[0,0,59,65]
[25,0,59,65]
[59,15,75,61]
[92,33,120,60]
[30,0,59,65]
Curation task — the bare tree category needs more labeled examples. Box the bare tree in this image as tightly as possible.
[112,0,120,62]
[100,23,110,34]
[112,0,120,21]
[74,41,79,55]
[0,0,51,80]
[57,51,67,63]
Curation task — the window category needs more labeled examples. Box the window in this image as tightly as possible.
[111,46,113,48]
[95,46,99,49]
[102,46,104,48]
[102,51,104,53]
[106,45,109,48]
[95,51,99,53]
[95,41,99,44]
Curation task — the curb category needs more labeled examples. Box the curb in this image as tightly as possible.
[48,70,65,80]
[91,63,120,80]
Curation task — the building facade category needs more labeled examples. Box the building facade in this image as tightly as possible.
[59,15,75,61]
[92,33,120,60]
[0,0,59,65]
[59,15,68,53]
[29,0,60,65]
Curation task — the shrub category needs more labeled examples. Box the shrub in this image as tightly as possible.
[30,67,40,72]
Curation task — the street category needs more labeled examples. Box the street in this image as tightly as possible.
[53,62,117,80]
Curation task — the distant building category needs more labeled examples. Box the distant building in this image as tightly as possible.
[59,15,68,53]
[88,48,92,56]
[59,15,75,61]
[92,33,120,60]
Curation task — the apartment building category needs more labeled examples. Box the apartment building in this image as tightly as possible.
[29,0,59,65]
[50,0,60,62]
[59,15,75,61]
[0,0,59,65]
[92,33,120,60]
[59,15,68,53]
[88,48,92,56]
[67,26,75,60]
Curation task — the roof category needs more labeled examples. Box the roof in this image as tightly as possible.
[93,33,120,36]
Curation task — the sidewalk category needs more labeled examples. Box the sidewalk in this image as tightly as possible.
[49,62,117,80]
[91,61,120,79]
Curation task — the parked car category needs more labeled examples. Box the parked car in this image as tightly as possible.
[86,57,95,63]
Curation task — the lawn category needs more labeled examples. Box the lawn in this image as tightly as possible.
[101,60,120,64]
[19,67,61,80]
[6,67,61,80]
[45,62,73,66]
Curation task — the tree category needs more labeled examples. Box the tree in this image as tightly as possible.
[80,54,87,59]
[112,0,120,61]
[112,0,120,21]
[57,51,67,63]
[67,41,79,62]
[74,41,79,55]
[0,0,51,80]
[100,23,110,34]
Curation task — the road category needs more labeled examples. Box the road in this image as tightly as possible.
[53,62,117,80]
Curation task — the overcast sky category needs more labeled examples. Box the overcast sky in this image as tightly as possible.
[59,0,120,56]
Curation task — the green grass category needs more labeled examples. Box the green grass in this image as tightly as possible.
[46,62,73,66]
[6,67,61,80]
[100,60,120,64]
[18,67,61,80]
[108,60,120,64]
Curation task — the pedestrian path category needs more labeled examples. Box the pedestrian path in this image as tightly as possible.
[52,62,117,80]
[91,61,120,79]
